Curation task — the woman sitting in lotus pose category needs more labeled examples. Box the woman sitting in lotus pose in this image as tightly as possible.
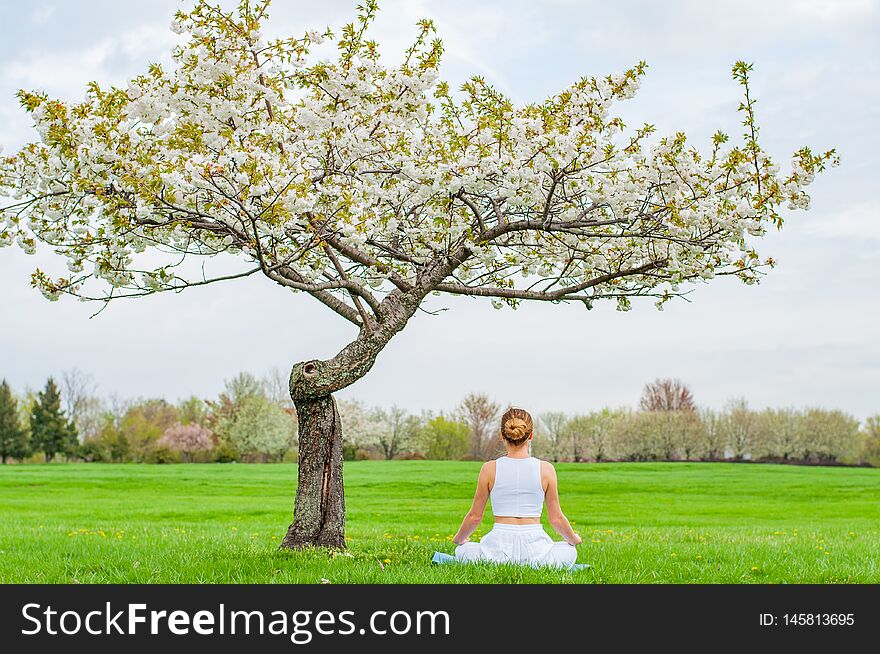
[452,407,582,568]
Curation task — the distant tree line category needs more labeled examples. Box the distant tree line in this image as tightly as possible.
[529,380,875,466]
[0,375,877,467]
[0,369,296,464]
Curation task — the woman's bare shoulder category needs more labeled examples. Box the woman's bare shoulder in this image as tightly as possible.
[480,459,497,488]
[539,459,557,481]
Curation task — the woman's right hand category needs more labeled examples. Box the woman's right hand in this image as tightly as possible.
[568,533,582,546]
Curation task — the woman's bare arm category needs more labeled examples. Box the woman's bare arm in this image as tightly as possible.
[542,461,582,545]
[452,461,493,545]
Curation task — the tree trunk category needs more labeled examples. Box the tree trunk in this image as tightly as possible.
[277,260,467,549]
[280,391,346,550]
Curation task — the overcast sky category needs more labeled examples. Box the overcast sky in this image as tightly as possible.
[1,0,878,419]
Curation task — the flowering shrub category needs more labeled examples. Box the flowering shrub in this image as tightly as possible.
[157,423,213,462]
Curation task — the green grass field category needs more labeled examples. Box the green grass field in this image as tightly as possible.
[0,461,877,583]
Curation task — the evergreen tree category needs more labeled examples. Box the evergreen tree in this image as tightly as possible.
[0,380,29,463]
[30,378,77,462]
[63,419,80,460]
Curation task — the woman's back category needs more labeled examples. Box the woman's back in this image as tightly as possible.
[489,456,544,518]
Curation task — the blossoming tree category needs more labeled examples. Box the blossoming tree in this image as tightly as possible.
[0,0,836,548]
[157,423,214,462]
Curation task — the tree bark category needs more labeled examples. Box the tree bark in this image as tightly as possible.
[281,390,346,549]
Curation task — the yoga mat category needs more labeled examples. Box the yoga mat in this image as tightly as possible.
[432,551,590,570]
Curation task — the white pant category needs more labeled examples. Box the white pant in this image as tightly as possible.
[455,523,577,569]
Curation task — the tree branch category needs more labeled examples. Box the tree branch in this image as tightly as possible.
[323,243,377,330]
[270,266,364,327]
[455,191,488,235]
[321,231,414,291]
[434,259,667,301]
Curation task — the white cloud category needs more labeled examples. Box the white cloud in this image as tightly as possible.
[1,23,176,95]
[805,202,880,241]
[30,5,56,25]
[790,0,878,22]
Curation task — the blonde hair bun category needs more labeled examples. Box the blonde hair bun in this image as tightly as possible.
[502,417,529,440]
[500,408,534,445]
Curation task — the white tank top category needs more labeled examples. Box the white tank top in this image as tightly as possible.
[490,456,544,518]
